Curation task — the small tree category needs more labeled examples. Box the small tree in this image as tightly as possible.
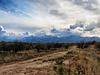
[77,41,85,49]
[58,67,64,74]
[53,66,57,71]
[1,41,6,51]
[95,42,100,49]
[66,68,71,75]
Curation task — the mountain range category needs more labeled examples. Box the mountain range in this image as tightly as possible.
[22,35,100,43]
[0,35,100,43]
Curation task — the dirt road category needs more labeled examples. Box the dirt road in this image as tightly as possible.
[0,51,68,75]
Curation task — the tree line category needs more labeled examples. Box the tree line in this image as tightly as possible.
[0,40,99,53]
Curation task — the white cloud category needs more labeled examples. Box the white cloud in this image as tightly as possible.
[0,25,30,40]
[0,25,7,36]
[0,0,100,37]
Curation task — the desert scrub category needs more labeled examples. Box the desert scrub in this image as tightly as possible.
[78,70,85,75]
[73,70,77,75]
[53,66,57,71]
[58,67,64,74]
[67,50,73,54]
[95,42,100,49]
[65,68,71,75]
[53,66,64,74]
[83,57,87,61]
[56,59,63,65]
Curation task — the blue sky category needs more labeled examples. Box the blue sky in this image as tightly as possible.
[0,0,100,38]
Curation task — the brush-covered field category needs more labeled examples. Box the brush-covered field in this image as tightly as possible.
[0,41,100,75]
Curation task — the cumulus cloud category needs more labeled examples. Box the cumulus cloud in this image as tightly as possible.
[51,27,59,33]
[0,25,30,40]
[0,0,100,37]
[0,25,7,36]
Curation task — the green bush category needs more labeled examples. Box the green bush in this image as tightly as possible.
[95,42,100,49]
[73,70,77,75]
[77,41,96,49]
[53,43,63,48]
[56,59,63,65]
[77,41,89,49]
[86,41,96,45]
[65,68,71,75]
[66,68,71,73]
[58,67,64,73]
[46,43,53,50]
[53,66,57,71]
[83,57,87,61]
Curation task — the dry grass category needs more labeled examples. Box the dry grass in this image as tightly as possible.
[0,45,100,75]
[34,51,67,62]
[0,48,66,64]
[30,45,100,75]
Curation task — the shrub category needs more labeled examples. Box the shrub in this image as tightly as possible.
[58,67,64,73]
[92,40,96,45]
[66,68,71,73]
[73,70,77,75]
[35,43,47,52]
[53,66,57,71]
[67,50,73,54]
[77,41,89,49]
[46,43,53,50]
[56,59,63,65]
[63,43,73,49]
[64,45,69,49]
[86,41,96,46]
[13,41,25,52]
[78,70,85,75]
[0,41,6,51]
[53,43,63,48]
[77,41,85,49]
[95,42,100,49]
[83,57,87,61]
[77,41,96,49]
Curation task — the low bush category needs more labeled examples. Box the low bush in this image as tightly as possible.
[67,50,73,54]
[63,43,74,49]
[95,42,100,49]
[58,67,64,73]
[53,66,57,71]
[56,59,63,65]
[77,41,89,49]
[78,70,85,75]
[66,68,71,73]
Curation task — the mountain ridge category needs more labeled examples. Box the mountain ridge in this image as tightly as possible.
[22,35,100,43]
[0,35,100,43]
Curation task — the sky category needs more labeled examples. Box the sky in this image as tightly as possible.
[0,0,100,38]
